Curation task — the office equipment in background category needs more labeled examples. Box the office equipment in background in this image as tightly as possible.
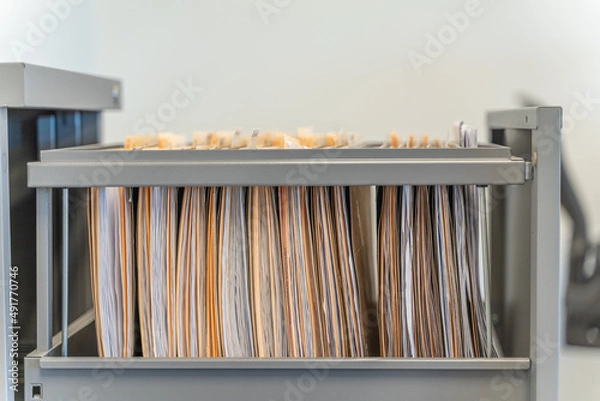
[563,161,600,347]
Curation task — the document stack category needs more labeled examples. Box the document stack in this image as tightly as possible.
[87,124,501,359]
[378,124,500,358]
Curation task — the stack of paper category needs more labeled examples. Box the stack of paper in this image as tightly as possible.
[377,129,502,358]
[459,123,502,357]
[137,134,185,357]
[378,183,401,357]
[279,183,324,357]
[219,185,255,357]
[205,185,223,357]
[88,187,134,357]
[313,185,346,357]
[176,187,206,357]
[87,126,502,360]
[248,186,287,357]
[332,186,365,357]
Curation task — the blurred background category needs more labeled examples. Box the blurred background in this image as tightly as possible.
[1,0,598,399]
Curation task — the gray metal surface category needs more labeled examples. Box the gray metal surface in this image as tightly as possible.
[529,108,561,401]
[38,143,516,161]
[0,64,113,401]
[26,316,532,401]
[18,111,97,353]
[4,109,100,401]
[0,63,121,110]
[26,318,532,400]
[488,107,541,130]
[488,107,561,401]
[0,108,100,401]
[494,128,533,358]
[36,188,52,353]
[61,188,68,357]
[481,192,493,356]
[0,108,14,401]
[28,145,528,187]
[24,356,529,401]
[38,356,531,370]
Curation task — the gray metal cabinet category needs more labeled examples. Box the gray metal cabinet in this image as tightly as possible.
[0,63,120,401]
[22,106,561,401]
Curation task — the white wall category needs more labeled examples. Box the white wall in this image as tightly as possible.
[1,2,600,396]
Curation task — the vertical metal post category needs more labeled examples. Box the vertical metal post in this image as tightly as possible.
[0,107,14,401]
[489,129,508,352]
[487,107,561,400]
[36,187,53,351]
[481,189,492,357]
[62,188,69,356]
[530,107,561,401]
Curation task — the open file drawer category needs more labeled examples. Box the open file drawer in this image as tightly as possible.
[25,107,561,401]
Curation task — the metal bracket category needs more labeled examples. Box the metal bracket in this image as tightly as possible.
[525,161,534,181]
